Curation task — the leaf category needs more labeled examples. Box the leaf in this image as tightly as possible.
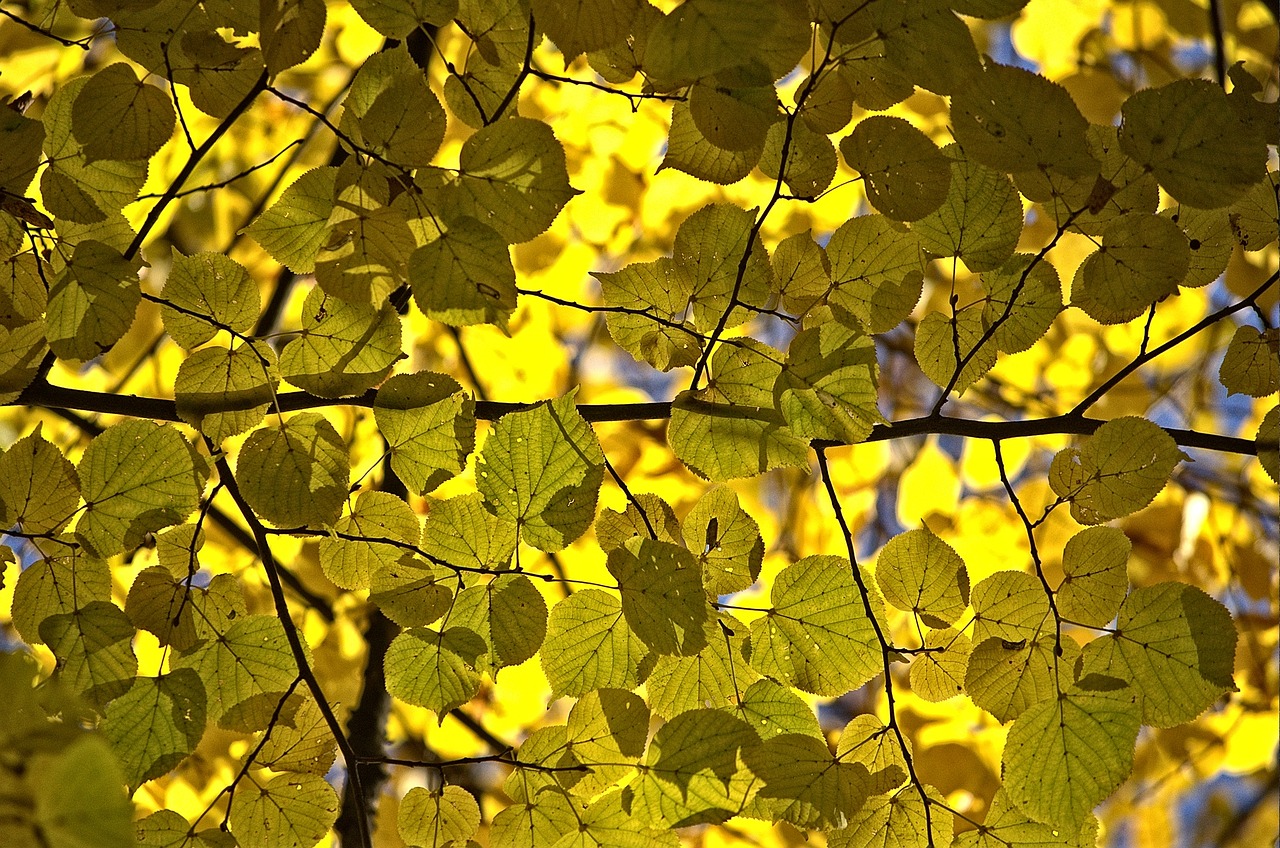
[172,614,298,731]
[450,574,548,674]
[1164,205,1235,288]
[0,254,48,328]
[490,788,577,848]
[674,203,772,332]
[10,549,110,645]
[646,614,757,718]
[1119,78,1268,208]
[596,493,682,552]
[773,229,831,316]
[825,214,926,333]
[1048,417,1184,525]
[399,785,481,848]
[237,413,350,528]
[0,105,44,194]
[950,63,1095,178]
[980,254,1063,354]
[384,626,482,717]
[46,239,142,361]
[624,708,760,827]
[688,64,779,152]
[315,166,415,304]
[175,341,279,442]
[1227,171,1279,251]
[421,492,517,571]
[257,696,339,775]
[551,790,680,848]
[1056,526,1130,628]
[840,115,951,221]
[261,0,326,75]
[40,600,138,707]
[319,490,419,590]
[776,321,884,443]
[0,425,80,535]
[533,0,641,59]
[245,167,338,274]
[966,634,1081,723]
[77,419,204,557]
[101,669,206,788]
[540,589,647,699]
[875,528,970,627]
[669,342,809,481]
[971,570,1052,644]
[596,257,703,371]
[340,46,446,169]
[908,627,971,702]
[374,371,476,496]
[660,99,762,186]
[125,566,200,650]
[1001,680,1140,828]
[912,145,1023,272]
[749,555,882,696]
[562,688,650,797]
[1219,325,1279,397]
[349,0,456,38]
[759,118,837,199]
[735,678,823,742]
[835,714,910,792]
[228,772,340,848]
[827,783,950,848]
[476,391,604,551]
[369,556,453,629]
[1080,582,1237,727]
[953,787,1098,848]
[1070,212,1190,324]
[409,216,517,328]
[280,286,402,397]
[643,0,777,84]
[742,733,872,829]
[608,537,709,656]
[71,63,175,162]
[680,486,764,596]
[159,252,260,348]
[1258,405,1279,484]
[914,308,999,395]
[30,736,135,848]
[0,320,47,403]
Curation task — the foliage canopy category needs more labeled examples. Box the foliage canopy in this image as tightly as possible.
[0,1,1277,847]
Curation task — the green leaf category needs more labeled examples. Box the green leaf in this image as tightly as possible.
[450,574,548,674]
[681,486,764,595]
[237,413,350,528]
[399,785,481,848]
[950,63,1094,178]
[257,696,339,775]
[10,550,110,645]
[349,0,456,38]
[826,215,926,333]
[776,321,884,443]
[735,678,823,742]
[1049,417,1184,525]
[1257,406,1279,484]
[46,239,142,361]
[981,254,1063,354]
[245,167,338,274]
[966,634,1081,723]
[687,65,779,153]
[647,614,757,718]
[1219,325,1279,397]
[743,733,872,829]
[0,425,80,535]
[759,118,837,199]
[875,528,970,627]
[125,566,200,650]
[340,46,446,169]
[953,787,1098,848]
[1080,582,1237,727]
[320,490,419,590]
[421,492,517,571]
[71,63,175,162]
[476,391,604,551]
[908,627,971,702]
[1056,526,1130,628]
[562,688,650,797]
[1002,680,1140,828]
[835,714,910,791]
[503,726,571,804]
[669,342,809,481]
[608,537,709,656]
[827,783,950,848]
[280,286,403,397]
[101,669,206,788]
[624,708,760,828]
[0,105,44,194]
[914,308,999,395]
[596,493,682,552]
[0,320,48,404]
[172,614,298,731]
[1070,213,1190,324]
[912,145,1023,272]
[77,420,204,558]
[552,790,681,848]
[260,0,326,76]
[773,230,831,316]
[374,371,476,496]
[228,772,339,848]
[643,0,777,84]
[408,216,517,329]
[368,556,453,629]
[749,555,882,696]
[674,203,772,332]
[1164,205,1235,288]
[490,788,577,848]
[384,626,483,717]
[30,736,134,848]
[660,99,761,186]
[840,115,950,221]
[1227,171,1279,251]
[40,600,138,707]
[315,168,416,305]
[0,254,48,328]
[971,570,1052,644]
[596,257,703,371]
[1119,78,1267,208]
[540,589,647,699]
[159,252,260,349]
[533,0,641,58]
[174,341,280,442]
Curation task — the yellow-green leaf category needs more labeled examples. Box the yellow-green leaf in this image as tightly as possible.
[0,425,80,535]
[174,341,279,443]
[374,371,476,496]
[399,785,481,848]
[826,215,926,333]
[914,308,999,395]
[966,634,1080,723]
[777,321,884,443]
[245,167,338,275]
[71,63,175,162]
[228,772,339,848]
[981,254,1063,354]
[1057,526,1130,628]
[908,627,971,703]
[912,145,1023,272]
[608,537,709,656]
[46,239,142,361]
[172,614,298,731]
[876,528,969,627]
[971,570,1051,644]
[1219,325,1279,398]
[681,486,764,596]
[384,626,482,717]
[1049,417,1184,525]
[40,600,137,707]
[409,216,517,328]
[1070,212,1189,324]
[101,670,206,788]
[320,490,419,590]
[280,286,402,397]
[540,589,647,699]
[260,0,326,76]
[237,413,350,528]
[160,252,259,349]
[340,46,445,169]
[840,115,950,221]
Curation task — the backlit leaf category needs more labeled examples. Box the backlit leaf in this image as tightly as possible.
[743,733,872,829]
[971,570,1051,644]
[160,252,259,349]
[680,486,764,595]
[596,493,682,552]
[966,634,1080,723]
[349,0,456,37]
[279,286,403,397]
[540,589,647,699]
[674,203,772,332]
[534,0,642,59]
[320,490,419,590]
[776,321,884,444]
[908,627,971,702]
[421,492,517,571]
[759,118,837,199]
[399,785,481,848]
[228,772,339,848]
[1056,526,1130,628]
[0,425,80,535]
[913,145,1023,272]
[384,626,483,717]
[735,678,823,742]
[596,257,703,371]
[409,216,517,328]
[374,371,476,496]
[826,215,926,333]
[40,600,138,707]
[340,46,446,169]
[172,614,298,731]
[981,254,1063,354]
[10,549,110,645]
[1048,417,1184,525]
[953,787,1098,848]
[101,670,206,788]
[260,0,326,76]
[643,0,776,84]
[647,614,756,718]
[660,99,762,186]
[875,528,970,627]
[1070,212,1189,324]
[914,308,998,395]
[237,413,350,528]
[1218,325,1279,398]
[451,574,548,674]
[840,115,950,221]
[827,783,950,848]
[174,341,279,442]
[245,167,338,275]
[71,63,174,162]
[608,537,709,656]
[46,239,142,361]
